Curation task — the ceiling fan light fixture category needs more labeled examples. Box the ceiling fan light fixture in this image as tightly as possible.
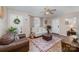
[41,7,56,16]
[45,11,50,15]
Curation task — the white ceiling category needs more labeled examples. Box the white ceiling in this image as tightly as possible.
[7,6,79,18]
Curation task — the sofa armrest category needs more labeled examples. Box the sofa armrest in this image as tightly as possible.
[0,38,29,52]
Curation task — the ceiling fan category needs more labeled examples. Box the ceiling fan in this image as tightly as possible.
[41,7,56,15]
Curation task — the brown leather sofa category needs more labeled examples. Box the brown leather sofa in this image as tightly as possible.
[0,34,29,52]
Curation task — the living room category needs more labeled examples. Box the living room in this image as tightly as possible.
[0,6,79,52]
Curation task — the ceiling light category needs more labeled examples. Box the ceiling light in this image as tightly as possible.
[45,11,50,15]
[41,7,56,16]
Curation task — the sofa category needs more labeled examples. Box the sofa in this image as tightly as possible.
[0,33,29,52]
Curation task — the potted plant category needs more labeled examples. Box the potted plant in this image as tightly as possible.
[8,27,17,33]
[42,25,52,41]
[8,27,17,40]
[46,25,52,34]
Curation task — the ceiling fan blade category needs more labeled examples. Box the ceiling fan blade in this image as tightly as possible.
[41,7,56,15]
[48,11,53,14]
[51,9,56,11]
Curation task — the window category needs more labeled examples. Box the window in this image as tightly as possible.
[8,13,28,34]
[32,17,47,36]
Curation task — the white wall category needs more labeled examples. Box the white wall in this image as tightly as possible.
[60,17,68,36]
[76,16,79,37]
[0,7,8,37]
[7,9,31,37]
[60,12,78,36]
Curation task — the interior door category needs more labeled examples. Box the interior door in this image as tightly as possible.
[52,19,60,34]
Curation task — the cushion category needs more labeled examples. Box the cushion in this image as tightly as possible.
[0,33,15,45]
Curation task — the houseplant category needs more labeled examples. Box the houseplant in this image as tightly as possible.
[8,27,17,40]
[46,25,52,34]
[42,25,52,41]
[8,27,17,34]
